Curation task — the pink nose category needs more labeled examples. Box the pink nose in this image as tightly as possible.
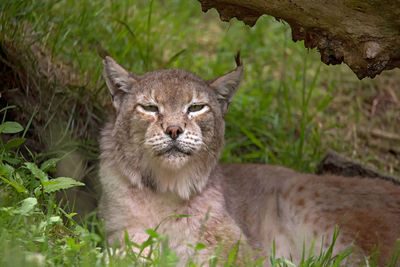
[165,125,183,139]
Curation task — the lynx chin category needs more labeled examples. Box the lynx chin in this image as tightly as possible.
[99,54,400,266]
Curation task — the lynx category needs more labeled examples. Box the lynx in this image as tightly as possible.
[99,54,400,266]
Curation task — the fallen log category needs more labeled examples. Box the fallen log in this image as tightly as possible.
[198,0,400,79]
[317,150,400,185]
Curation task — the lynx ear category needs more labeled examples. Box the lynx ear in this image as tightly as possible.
[208,53,243,114]
[103,56,137,109]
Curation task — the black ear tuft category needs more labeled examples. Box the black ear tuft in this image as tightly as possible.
[235,51,242,67]
[97,44,110,59]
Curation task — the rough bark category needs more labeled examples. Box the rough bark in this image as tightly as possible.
[198,0,400,79]
[317,150,400,185]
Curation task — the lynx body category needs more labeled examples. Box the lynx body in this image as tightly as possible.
[99,56,246,264]
[99,55,400,266]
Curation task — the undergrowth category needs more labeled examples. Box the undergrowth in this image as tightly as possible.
[1,0,399,266]
[0,0,344,172]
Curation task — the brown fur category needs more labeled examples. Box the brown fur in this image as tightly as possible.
[221,163,400,265]
[99,55,400,266]
[99,56,246,265]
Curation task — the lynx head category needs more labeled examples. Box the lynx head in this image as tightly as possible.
[100,55,243,199]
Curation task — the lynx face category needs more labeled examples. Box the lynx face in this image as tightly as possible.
[132,72,220,169]
[101,56,243,199]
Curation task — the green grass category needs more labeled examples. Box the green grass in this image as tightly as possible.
[0,0,352,172]
[1,0,346,171]
[1,0,399,266]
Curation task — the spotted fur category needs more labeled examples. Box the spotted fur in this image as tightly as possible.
[99,56,400,266]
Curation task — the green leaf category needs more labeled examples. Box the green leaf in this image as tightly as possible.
[25,162,49,181]
[65,212,77,220]
[0,163,15,178]
[274,258,297,266]
[40,158,61,172]
[0,122,24,134]
[5,138,26,150]
[3,156,21,165]
[0,176,28,193]
[15,197,37,215]
[41,177,84,193]
[194,242,206,250]
[48,216,61,225]
[34,185,43,197]
[33,237,45,243]
[226,241,240,265]
[139,238,155,250]
[145,229,160,238]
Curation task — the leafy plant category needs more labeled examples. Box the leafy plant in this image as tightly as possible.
[0,112,84,198]
[0,109,99,266]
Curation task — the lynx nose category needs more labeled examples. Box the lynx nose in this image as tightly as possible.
[165,125,183,140]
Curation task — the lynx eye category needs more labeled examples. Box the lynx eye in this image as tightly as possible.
[188,104,205,113]
[141,105,159,113]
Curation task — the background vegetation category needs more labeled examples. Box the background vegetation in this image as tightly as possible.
[1,0,399,266]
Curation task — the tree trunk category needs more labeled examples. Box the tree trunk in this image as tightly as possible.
[198,0,400,79]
